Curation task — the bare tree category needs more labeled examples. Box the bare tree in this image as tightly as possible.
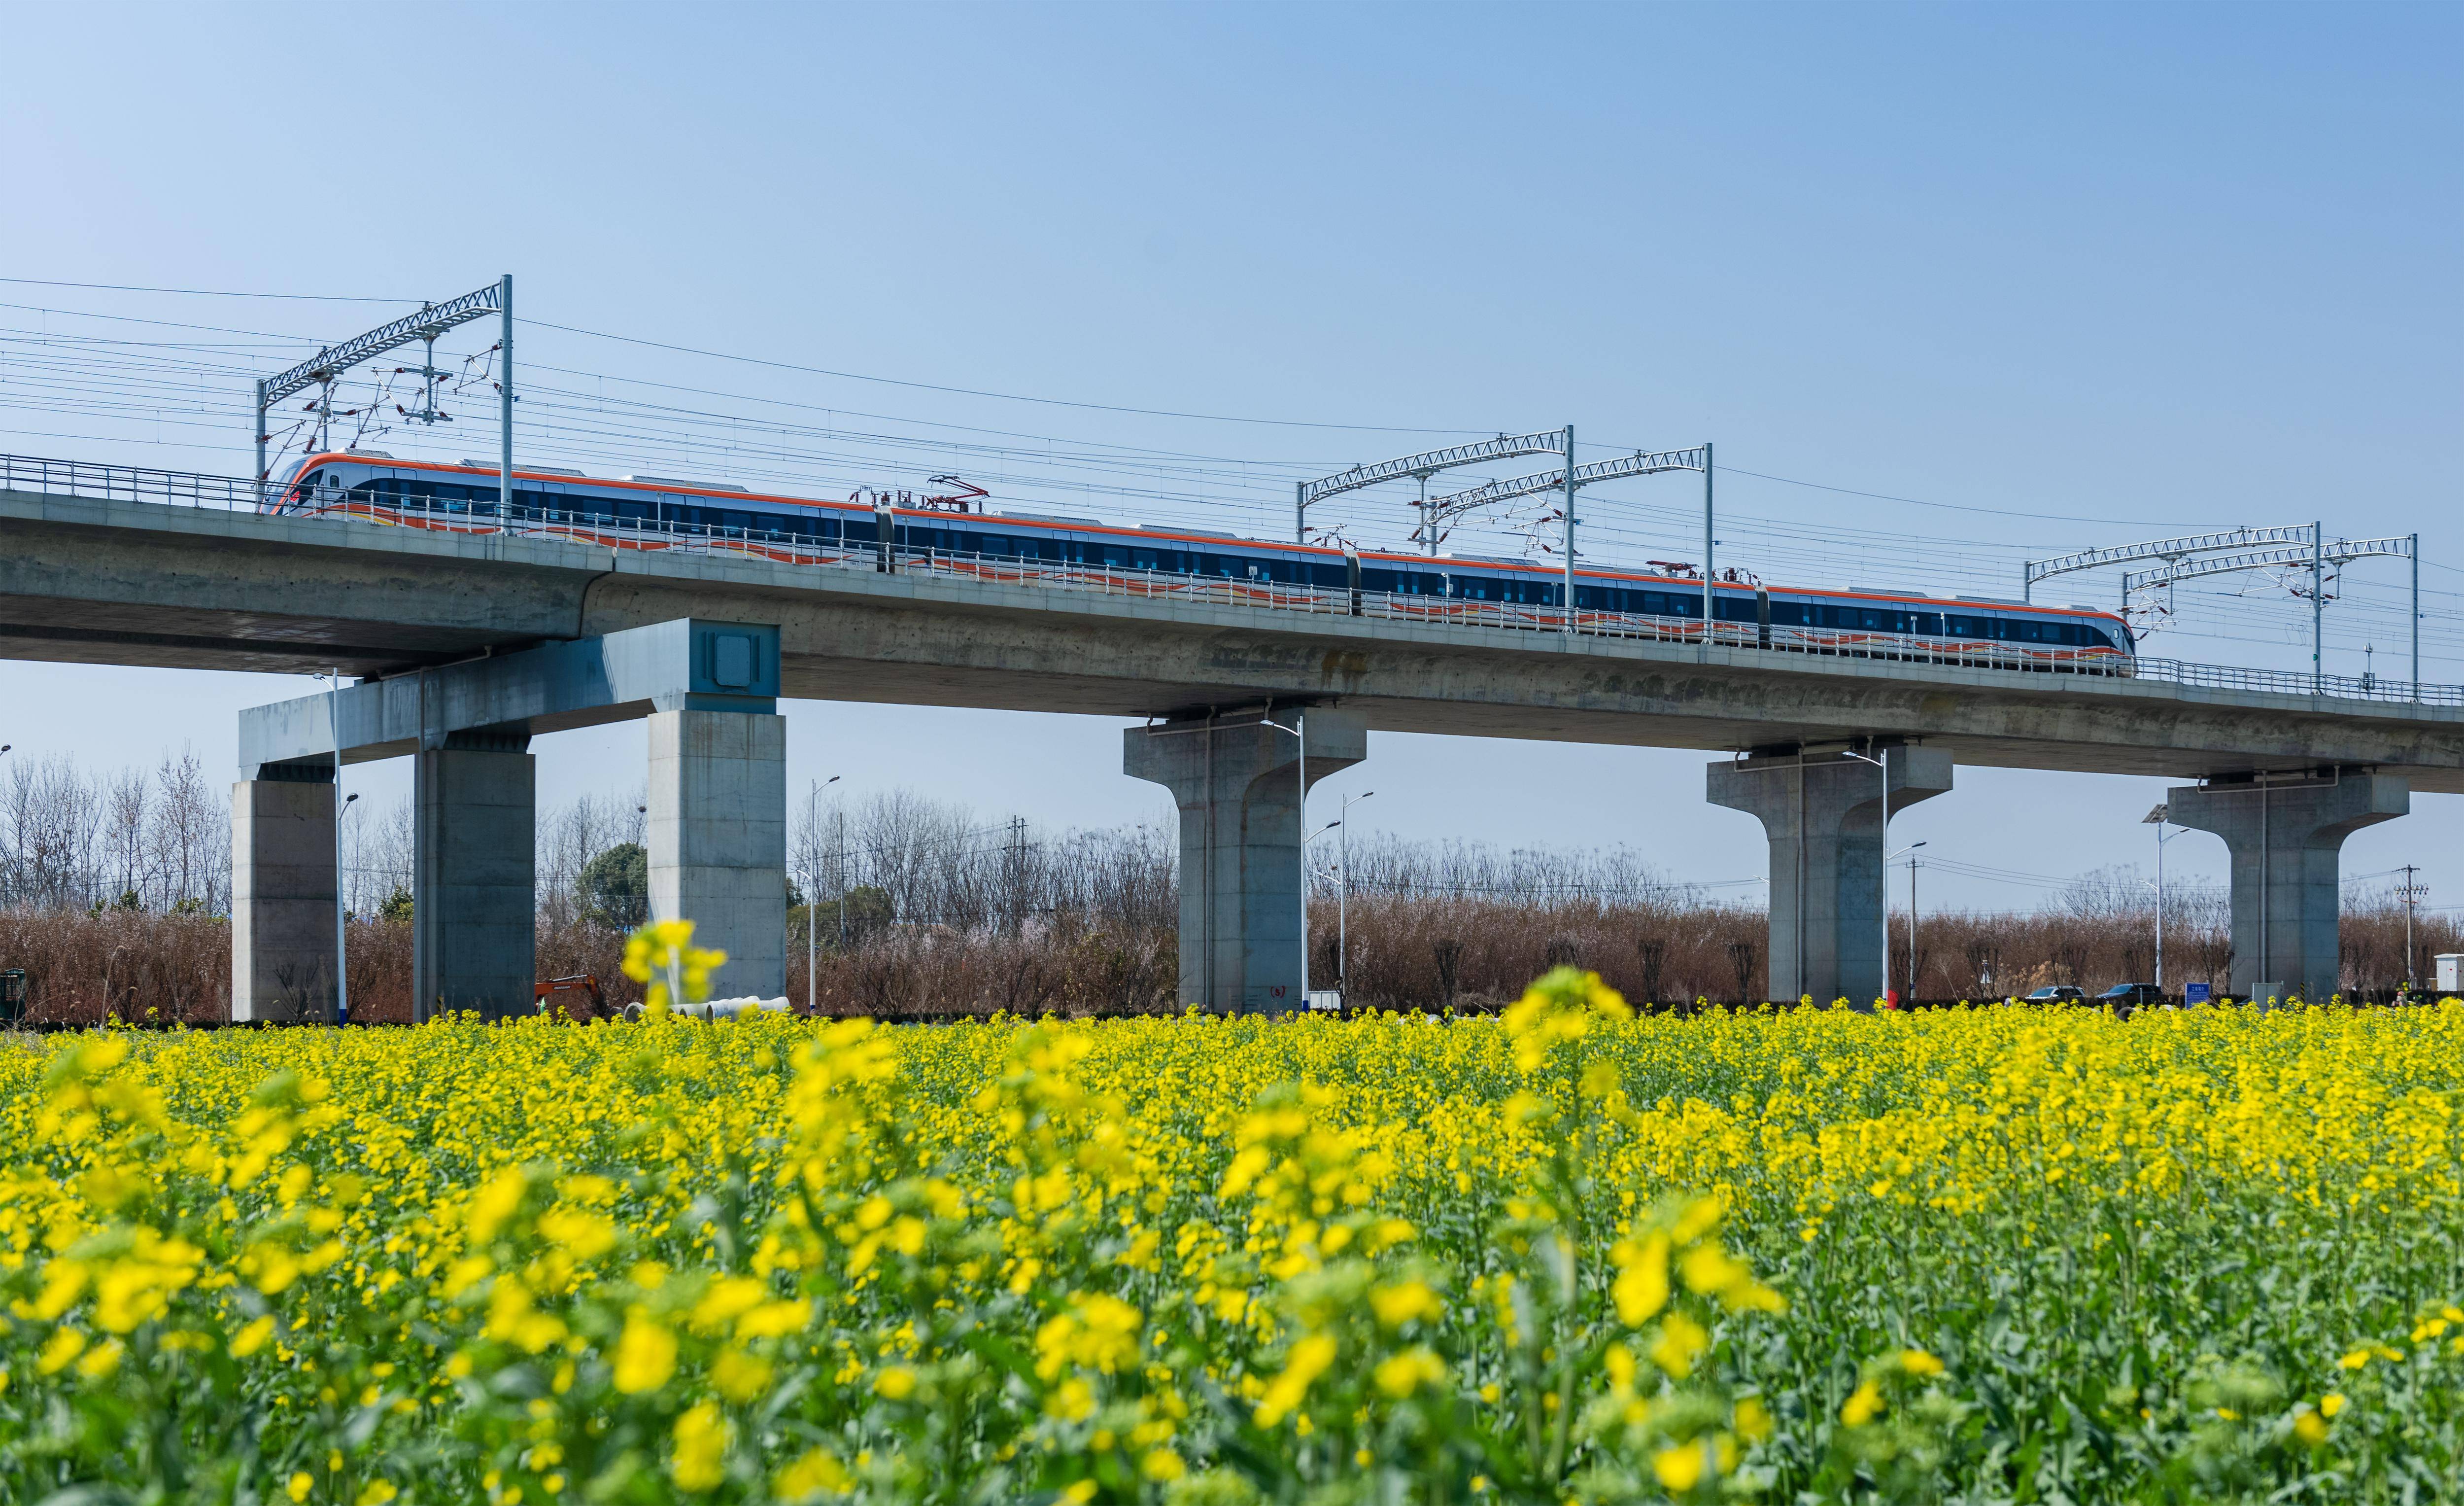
[148,748,229,913]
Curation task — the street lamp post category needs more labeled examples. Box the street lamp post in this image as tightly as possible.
[1335,790,1374,993]
[323,668,351,1025]
[2142,804,2188,994]
[807,775,840,1016]
[1303,812,1352,1006]
[1259,709,1310,1007]
[1843,742,1898,1004]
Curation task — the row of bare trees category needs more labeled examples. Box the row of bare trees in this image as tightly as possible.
[0,750,229,914]
[0,773,2453,1022]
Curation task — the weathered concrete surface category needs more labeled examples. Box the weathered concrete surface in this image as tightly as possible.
[8,489,2464,790]
[1709,746,1953,1004]
[231,774,336,1023]
[2165,771,2408,1001]
[414,742,537,1020]
[1126,708,1367,1013]
[649,709,786,1001]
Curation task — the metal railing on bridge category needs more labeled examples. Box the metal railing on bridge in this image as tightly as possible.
[5,452,2456,708]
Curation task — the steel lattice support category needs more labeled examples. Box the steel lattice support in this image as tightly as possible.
[1294,430,1570,544]
[254,278,512,508]
[2122,532,2421,695]
[1421,446,1707,527]
[2023,525,2315,600]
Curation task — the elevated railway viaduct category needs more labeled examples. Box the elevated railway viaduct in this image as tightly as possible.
[4,468,2458,1015]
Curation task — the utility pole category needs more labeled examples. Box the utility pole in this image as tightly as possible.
[2413,533,2422,701]
[2399,865,2427,989]
[1884,839,1926,1003]
[1701,441,1715,640]
[253,377,268,506]
[1008,815,1028,935]
[1907,848,1920,1002]
[1560,424,1576,633]
[498,274,514,519]
[2311,520,2324,694]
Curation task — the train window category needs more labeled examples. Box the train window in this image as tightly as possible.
[613,499,653,523]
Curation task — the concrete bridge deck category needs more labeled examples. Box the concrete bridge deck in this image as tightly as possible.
[5,485,2461,791]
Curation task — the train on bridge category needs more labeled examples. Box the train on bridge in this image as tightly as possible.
[272,451,2136,669]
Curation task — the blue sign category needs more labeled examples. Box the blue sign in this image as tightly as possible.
[2184,982,2211,1004]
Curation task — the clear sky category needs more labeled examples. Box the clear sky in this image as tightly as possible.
[2,0,2458,918]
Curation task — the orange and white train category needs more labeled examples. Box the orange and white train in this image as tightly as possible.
[273,451,2136,669]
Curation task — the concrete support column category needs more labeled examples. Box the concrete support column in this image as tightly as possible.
[2164,770,2407,1001]
[1708,745,1952,1005]
[1126,707,1367,1015]
[413,736,537,1021]
[649,709,787,1001]
[232,767,336,1023]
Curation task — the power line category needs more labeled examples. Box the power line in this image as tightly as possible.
[1714,463,2217,530]
[520,317,1491,435]
[0,276,422,304]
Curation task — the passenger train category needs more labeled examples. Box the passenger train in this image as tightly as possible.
[271,451,2136,668]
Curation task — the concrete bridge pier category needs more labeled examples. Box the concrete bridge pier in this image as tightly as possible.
[234,618,790,1021]
[1709,743,1953,1005]
[413,734,537,1020]
[649,707,787,1001]
[2164,769,2407,1001]
[232,763,339,1023]
[1126,706,1367,1014]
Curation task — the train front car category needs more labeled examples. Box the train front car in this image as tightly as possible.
[1750,585,2134,674]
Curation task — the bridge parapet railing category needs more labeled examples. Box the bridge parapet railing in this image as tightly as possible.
[6,453,2456,707]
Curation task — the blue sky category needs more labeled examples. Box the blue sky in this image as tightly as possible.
[2,0,2458,916]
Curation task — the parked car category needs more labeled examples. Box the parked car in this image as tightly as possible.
[2023,985,2086,1003]
[2097,982,2165,1006]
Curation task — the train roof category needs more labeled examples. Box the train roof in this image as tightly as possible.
[294,452,2127,622]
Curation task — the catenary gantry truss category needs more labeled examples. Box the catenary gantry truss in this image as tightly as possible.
[2023,526,2317,600]
[1420,446,1707,533]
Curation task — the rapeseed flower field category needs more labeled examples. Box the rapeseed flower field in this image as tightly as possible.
[5,955,2463,1503]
